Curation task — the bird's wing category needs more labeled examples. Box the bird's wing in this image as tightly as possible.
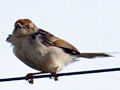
[32,29,81,56]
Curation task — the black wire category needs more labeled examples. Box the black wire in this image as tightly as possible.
[0,67,120,82]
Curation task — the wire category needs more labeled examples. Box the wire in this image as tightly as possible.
[0,67,120,82]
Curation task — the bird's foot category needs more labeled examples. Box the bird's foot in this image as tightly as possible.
[25,73,34,84]
[50,72,58,81]
[25,72,42,84]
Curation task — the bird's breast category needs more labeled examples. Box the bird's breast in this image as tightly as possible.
[13,38,74,73]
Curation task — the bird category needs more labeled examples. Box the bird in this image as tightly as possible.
[6,19,111,84]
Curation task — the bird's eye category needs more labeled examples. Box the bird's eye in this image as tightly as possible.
[26,25,30,29]
[15,25,17,29]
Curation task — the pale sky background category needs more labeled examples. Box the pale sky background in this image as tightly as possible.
[0,0,120,90]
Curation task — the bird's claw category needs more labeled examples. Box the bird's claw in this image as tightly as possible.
[50,72,59,81]
[25,73,34,84]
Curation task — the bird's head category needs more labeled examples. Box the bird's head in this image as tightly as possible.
[13,19,38,36]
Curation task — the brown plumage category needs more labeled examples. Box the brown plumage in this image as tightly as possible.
[80,53,111,58]
[6,19,111,84]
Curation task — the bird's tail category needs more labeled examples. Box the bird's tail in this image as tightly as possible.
[80,52,112,59]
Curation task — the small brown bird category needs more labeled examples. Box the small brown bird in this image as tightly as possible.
[6,19,111,84]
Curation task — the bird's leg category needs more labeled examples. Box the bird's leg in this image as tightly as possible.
[50,71,58,81]
[25,72,43,84]
[50,67,59,81]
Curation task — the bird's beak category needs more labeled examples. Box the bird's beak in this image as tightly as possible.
[18,23,23,28]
